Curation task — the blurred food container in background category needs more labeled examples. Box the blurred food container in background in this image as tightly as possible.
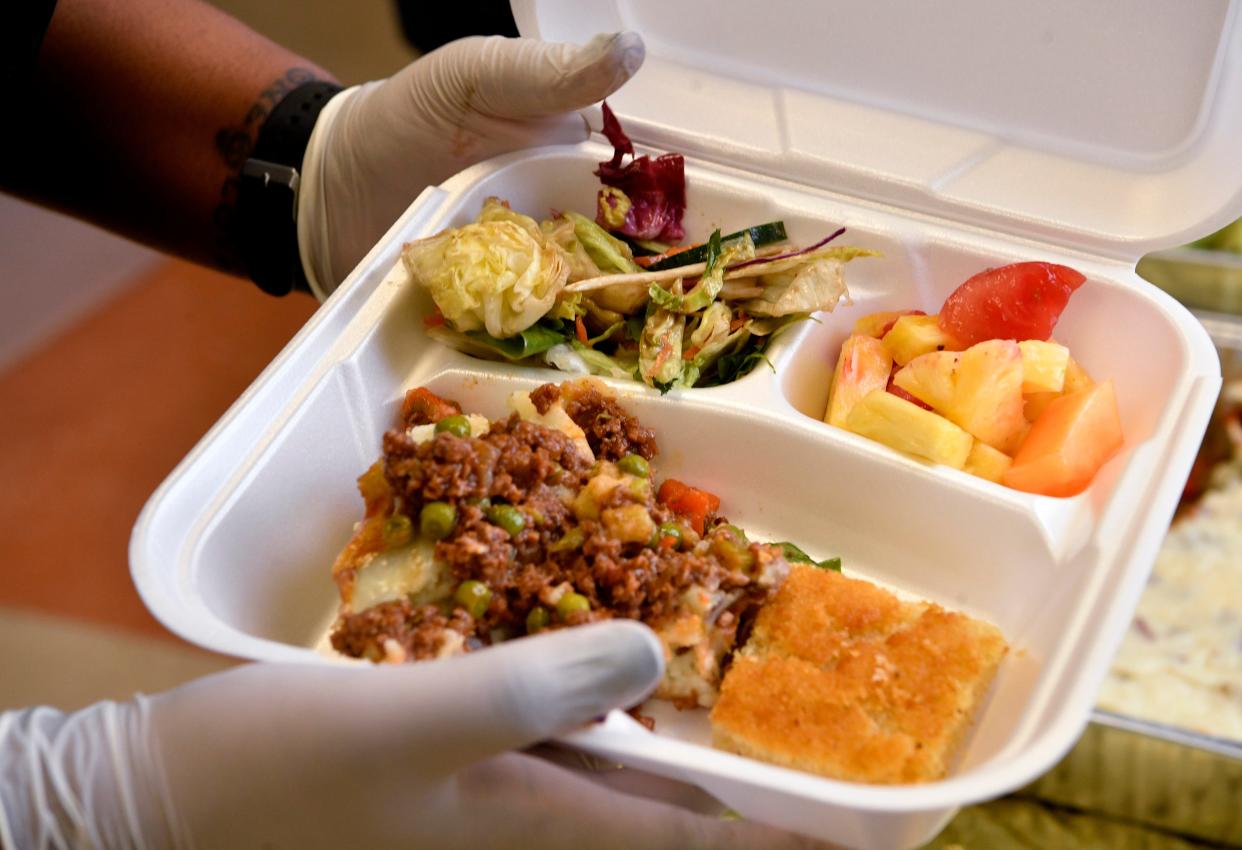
[1026,309,1242,845]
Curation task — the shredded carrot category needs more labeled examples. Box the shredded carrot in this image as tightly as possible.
[653,340,672,373]
[575,315,588,344]
[635,241,701,268]
[423,311,446,328]
[663,242,700,258]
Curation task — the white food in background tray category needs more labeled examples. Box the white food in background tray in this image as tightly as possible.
[1099,473,1242,741]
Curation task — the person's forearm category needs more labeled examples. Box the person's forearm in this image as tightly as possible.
[3,0,336,274]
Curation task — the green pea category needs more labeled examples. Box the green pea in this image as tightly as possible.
[526,606,550,634]
[419,501,457,540]
[556,592,591,619]
[454,580,493,620]
[617,453,649,478]
[485,504,526,538]
[381,513,414,547]
[651,522,683,550]
[627,476,652,502]
[549,526,585,553]
[434,414,471,438]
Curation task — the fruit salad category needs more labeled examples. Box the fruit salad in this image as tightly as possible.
[824,262,1124,497]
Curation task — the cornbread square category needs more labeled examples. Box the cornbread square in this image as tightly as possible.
[710,566,1007,784]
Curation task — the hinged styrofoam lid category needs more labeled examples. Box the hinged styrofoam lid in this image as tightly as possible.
[514,0,1242,262]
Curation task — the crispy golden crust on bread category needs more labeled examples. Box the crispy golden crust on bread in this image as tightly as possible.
[710,566,1007,784]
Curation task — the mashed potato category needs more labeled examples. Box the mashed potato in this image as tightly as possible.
[1099,471,1242,740]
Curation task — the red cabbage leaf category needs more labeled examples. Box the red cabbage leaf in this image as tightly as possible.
[594,102,686,243]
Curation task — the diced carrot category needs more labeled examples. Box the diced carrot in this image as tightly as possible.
[356,461,393,518]
[657,479,721,534]
[1003,380,1123,497]
[331,463,394,577]
[575,315,589,344]
[400,387,462,428]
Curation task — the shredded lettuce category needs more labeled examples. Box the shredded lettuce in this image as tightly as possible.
[565,341,636,379]
[564,211,641,275]
[475,196,544,238]
[708,341,771,386]
[774,541,842,571]
[648,230,754,315]
[403,199,569,338]
[563,211,649,315]
[639,298,686,387]
[463,320,569,361]
[731,244,876,281]
[742,257,853,318]
[679,302,748,386]
[540,216,601,282]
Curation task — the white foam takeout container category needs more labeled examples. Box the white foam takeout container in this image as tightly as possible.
[132,2,1242,848]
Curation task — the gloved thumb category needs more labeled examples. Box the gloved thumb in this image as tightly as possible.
[433,620,664,765]
[464,31,645,118]
[147,622,664,804]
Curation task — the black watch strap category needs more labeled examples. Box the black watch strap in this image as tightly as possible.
[237,80,343,296]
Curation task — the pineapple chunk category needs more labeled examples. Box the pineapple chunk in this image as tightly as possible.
[893,350,960,411]
[894,341,1026,454]
[1019,340,1069,393]
[825,335,893,429]
[948,340,1027,454]
[963,441,1013,483]
[1024,355,1095,421]
[845,390,974,469]
[853,309,920,339]
[1063,356,1095,394]
[882,314,955,366]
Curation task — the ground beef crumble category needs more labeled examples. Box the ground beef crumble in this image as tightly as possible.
[333,381,783,671]
[331,600,473,662]
[532,381,658,462]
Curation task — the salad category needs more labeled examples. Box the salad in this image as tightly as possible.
[402,104,875,391]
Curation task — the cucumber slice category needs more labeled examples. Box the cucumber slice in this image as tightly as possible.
[646,221,788,271]
[624,237,672,257]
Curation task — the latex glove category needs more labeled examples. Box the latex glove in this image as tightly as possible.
[0,621,830,850]
[297,32,645,298]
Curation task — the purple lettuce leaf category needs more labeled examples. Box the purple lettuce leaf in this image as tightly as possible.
[594,102,686,243]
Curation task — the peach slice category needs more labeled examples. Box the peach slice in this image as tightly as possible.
[1004,380,1123,497]
[825,335,893,429]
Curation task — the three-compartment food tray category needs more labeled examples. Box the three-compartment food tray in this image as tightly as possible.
[130,2,1242,847]
[131,142,1218,850]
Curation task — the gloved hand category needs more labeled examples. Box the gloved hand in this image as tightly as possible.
[297,32,645,298]
[0,621,830,850]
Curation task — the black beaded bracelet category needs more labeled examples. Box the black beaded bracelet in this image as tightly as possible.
[237,80,343,297]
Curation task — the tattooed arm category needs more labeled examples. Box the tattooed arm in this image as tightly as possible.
[0,0,336,273]
[3,0,645,295]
